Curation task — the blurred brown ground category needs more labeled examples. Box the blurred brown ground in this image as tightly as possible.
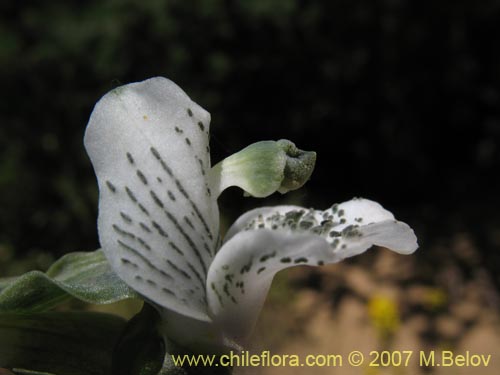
[241,235,500,375]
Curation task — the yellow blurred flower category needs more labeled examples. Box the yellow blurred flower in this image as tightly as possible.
[368,295,400,339]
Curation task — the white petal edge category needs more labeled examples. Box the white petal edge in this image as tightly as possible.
[84,77,218,321]
[207,198,417,339]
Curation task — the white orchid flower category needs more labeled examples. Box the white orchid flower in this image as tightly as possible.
[84,77,418,351]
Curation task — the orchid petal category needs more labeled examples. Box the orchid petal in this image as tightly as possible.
[207,198,417,339]
[84,77,218,321]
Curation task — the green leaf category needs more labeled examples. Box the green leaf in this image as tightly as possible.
[0,250,139,313]
[112,304,165,375]
[113,303,233,375]
[0,311,126,375]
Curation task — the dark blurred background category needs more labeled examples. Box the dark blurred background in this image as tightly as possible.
[1,0,499,288]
